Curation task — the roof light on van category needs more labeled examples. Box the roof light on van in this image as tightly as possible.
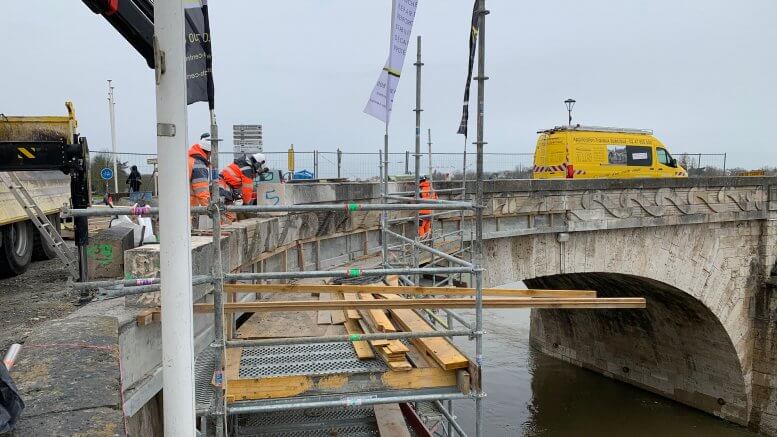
[536,125,653,135]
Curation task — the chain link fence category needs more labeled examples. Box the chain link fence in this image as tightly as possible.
[90,149,731,193]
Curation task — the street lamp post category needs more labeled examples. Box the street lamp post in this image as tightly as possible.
[108,80,119,194]
[564,98,576,126]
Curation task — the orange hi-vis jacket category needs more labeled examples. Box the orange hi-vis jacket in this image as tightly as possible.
[419,180,437,216]
[219,158,255,203]
[188,144,211,207]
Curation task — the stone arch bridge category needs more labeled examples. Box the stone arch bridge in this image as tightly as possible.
[432,177,777,434]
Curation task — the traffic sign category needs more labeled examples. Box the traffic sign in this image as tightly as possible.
[233,124,263,147]
[101,167,114,180]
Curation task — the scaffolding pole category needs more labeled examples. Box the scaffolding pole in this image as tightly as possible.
[207,110,226,437]
[227,329,471,348]
[473,1,488,435]
[63,201,474,217]
[228,392,469,416]
[413,35,423,284]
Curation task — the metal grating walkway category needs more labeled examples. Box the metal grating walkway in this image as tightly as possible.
[235,407,379,436]
[238,342,388,379]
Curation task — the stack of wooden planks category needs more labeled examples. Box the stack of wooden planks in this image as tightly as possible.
[334,277,471,373]
[348,291,411,371]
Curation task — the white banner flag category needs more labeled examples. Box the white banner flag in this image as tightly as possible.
[363,0,419,124]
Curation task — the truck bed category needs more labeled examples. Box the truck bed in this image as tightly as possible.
[0,171,70,226]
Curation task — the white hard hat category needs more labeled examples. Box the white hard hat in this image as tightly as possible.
[199,133,212,152]
[251,152,266,164]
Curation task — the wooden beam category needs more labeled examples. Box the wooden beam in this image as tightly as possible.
[343,319,375,359]
[226,367,457,402]
[223,283,597,298]
[374,404,412,437]
[358,293,396,332]
[389,307,469,370]
[330,293,346,325]
[191,297,647,313]
[343,293,361,320]
[316,293,332,325]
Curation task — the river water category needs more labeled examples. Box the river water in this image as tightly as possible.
[451,308,755,437]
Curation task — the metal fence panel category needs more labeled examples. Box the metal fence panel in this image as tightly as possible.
[93,150,729,182]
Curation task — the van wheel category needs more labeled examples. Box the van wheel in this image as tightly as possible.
[33,215,61,261]
[0,221,34,277]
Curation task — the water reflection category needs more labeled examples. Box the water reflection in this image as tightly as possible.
[451,309,754,436]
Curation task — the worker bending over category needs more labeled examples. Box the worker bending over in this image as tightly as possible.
[188,133,212,207]
[418,175,437,238]
[219,153,269,222]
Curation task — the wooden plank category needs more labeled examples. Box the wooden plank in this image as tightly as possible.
[374,404,412,437]
[343,319,375,359]
[191,297,647,313]
[356,315,390,347]
[385,340,409,354]
[358,293,396,332]
[343,293,361,320]
[380,368,455,389]
[375,346,412,371]
[226,368,456,402]
[317,293,332,325]
[224,283,597,298]
[389,308,469,370]
[330,293,346,325]
[225,347,242,381]
[136,309,155,326]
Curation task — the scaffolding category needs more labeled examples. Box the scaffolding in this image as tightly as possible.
[64,1,644,435]
[68,3,490,435]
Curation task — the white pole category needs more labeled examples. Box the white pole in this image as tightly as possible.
[155,0,196,435]
[108,80,119,194]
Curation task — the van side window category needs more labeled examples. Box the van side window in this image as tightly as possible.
[657,148,671,166]
[626,145,652,166]
[606,145,627,164]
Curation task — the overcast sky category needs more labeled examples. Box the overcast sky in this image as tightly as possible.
[2,0,776,170]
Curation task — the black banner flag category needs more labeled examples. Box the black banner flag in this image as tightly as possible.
[456,0,479,137]
[185,0,215,109]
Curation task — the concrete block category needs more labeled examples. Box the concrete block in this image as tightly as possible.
[86,226,135,279]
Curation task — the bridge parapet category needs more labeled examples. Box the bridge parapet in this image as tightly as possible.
[433,177,777,239]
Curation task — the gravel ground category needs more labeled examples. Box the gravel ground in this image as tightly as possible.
[0,246,78,354]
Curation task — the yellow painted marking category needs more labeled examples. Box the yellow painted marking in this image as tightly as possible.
[18,148,35,159]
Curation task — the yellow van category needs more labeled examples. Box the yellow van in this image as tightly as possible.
[532,126,687,179]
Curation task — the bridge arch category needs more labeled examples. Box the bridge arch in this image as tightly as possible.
[480,221,763,425]
[525,272,748,424]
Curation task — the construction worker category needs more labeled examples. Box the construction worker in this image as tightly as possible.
[188,133,212,207]
[418,175,437,238]
[218,153,269,222]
